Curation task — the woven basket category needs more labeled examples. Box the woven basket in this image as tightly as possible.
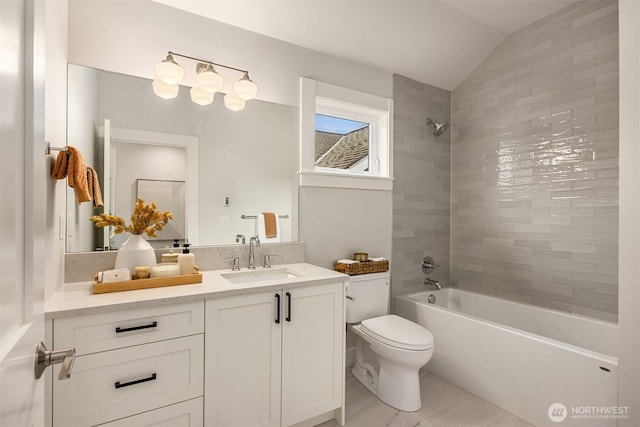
[334,259,389,275]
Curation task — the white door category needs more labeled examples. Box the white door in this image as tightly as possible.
[0,0,47,425]
[281,282,344,426]
[205,292,281,427]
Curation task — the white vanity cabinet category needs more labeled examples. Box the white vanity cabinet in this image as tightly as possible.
[51,301,205,427]
[205,281,345,427]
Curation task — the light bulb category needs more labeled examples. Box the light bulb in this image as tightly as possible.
[224,93,246,111]
[152,79,179,99]
[233,73,258,101]
[196,63,223,93]
[190,86,214,106]
[155,54,184,85]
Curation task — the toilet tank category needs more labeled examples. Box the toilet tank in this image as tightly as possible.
[345,272,390,323]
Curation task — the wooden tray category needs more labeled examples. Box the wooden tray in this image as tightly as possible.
[93,273,202,294]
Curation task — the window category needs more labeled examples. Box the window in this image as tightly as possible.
[299,78,393,191]
[315,114,370,172]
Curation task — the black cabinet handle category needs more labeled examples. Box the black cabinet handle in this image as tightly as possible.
[115,373,157,389]
[275,293,281,324]
[115,321,158,334]
[286,292,291,322]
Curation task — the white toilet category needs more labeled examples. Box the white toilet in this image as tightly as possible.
[346,272,434,412]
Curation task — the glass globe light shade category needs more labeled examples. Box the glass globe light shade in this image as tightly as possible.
[152,79,179,99]
[190,86,214,106]
[233,74,258,101]
[224,93,246,111]
[155,54,184,85]
[196,63,223,93]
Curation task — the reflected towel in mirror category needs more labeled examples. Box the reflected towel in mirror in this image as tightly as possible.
[256,213,280,242]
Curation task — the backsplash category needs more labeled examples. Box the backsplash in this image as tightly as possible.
[391,74,451,305]
[64,241,306,283]
[450,0,619,322]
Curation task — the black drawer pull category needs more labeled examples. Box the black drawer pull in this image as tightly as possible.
[115,321,158,333]
[286,292,291,322]
[275,294,281,324]
[115,373,157,389]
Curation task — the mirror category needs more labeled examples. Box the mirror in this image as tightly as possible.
[66,64,297,252]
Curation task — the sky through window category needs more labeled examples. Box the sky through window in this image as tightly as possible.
[315,114,368,134]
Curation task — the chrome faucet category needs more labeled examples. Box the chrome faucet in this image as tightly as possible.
[249,236,261,269]
[424,277,442,290]
[235,234,246,244]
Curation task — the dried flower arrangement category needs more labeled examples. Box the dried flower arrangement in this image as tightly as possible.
[90,198,173,238]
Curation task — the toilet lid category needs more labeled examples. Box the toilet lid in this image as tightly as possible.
[361,315,434,351]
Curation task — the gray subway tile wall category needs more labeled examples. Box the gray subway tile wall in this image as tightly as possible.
[392,75,451,306]
[450,0,619,321]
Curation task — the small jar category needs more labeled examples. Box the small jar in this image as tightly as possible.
[354,252,368,262]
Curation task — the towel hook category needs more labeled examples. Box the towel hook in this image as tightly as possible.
[45,141,68,156]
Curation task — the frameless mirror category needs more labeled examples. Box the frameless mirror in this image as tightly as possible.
[65,64,297,252]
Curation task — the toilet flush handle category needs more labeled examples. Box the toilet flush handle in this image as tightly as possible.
[346,295,356,302]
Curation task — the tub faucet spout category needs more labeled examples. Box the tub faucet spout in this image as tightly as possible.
[424,277,441,290]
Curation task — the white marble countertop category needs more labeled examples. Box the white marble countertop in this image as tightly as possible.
[45,263,348,320]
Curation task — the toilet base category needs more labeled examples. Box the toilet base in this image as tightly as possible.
[352,364,378,396]
[352,358,423,412]
[351,328,430,412]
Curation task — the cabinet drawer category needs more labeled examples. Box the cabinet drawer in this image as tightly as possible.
[54,301,204,355]
[53,335,204,427]
[97,397,203,427]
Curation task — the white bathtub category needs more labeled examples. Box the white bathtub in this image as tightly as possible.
[395,289,619,427]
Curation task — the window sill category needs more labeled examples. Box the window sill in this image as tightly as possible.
[298,170,393,191]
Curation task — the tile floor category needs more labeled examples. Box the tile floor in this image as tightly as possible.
[320,369,532,427]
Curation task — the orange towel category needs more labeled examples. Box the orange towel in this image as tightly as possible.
[50,146,98,206]
[67,147,90,203]
[50,150,69,179]
[262,212,277,238]
[87,167,104,208]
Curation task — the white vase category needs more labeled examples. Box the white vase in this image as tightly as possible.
[114,235,158,276]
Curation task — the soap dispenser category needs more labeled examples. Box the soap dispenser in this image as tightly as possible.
[178,243,196,275]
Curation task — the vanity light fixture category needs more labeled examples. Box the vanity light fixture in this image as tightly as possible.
[190,86,214,106]
[152,51,258,111]
[223,93,246,112]
[152,78,180,100]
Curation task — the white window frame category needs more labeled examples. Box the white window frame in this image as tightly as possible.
[299,77,393,191]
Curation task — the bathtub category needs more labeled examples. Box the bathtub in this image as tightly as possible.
[395,289,619,427]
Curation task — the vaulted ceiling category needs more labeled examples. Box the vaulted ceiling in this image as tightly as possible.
[153,0,575,90]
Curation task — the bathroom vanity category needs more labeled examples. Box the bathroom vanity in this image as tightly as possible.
[45,263,347,427]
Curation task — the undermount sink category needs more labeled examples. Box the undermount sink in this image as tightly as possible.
[221,268,301,285]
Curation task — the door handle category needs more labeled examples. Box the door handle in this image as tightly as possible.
[34,342,75,380]
[275,293,281,324]
[285,292,291,322]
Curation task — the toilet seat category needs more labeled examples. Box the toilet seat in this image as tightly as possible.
[361,314,434,351]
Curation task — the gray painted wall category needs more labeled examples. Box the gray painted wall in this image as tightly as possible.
[450,0,619,322]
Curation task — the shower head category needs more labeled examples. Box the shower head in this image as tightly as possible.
[426,118,449,136]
